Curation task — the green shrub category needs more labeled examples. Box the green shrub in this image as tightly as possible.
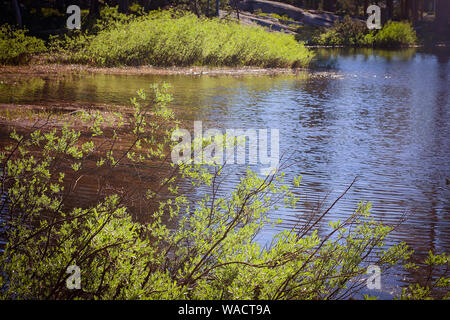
[399,252,450,300]
[91,4,139,33]
[306,17,417,48]
[373,21,417,48]
[0,24,47,64]
[294,25,322,43]
[56,10,313,68]
[0,85,424,300]
[309,16,367,46]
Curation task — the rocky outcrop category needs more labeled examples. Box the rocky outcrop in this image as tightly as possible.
[221,9,301,34]
[236,0,342,27]
[224,1,366,34]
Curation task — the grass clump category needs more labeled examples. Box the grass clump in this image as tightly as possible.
[0,24,47,64]
[57,10,312,68]
[298,16,417,48]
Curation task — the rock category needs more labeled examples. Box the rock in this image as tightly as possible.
[235,0,351,27]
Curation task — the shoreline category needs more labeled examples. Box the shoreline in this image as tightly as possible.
[2,43,448,79]
[0,63,309,79]
[2,44,448,80]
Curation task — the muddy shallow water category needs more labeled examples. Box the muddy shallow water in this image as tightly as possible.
[1,47,449,298]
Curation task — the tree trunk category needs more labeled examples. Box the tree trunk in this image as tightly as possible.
[118,0,129,14]
[363,0,368,14]
[400,0,408,20]
[435,0,450,31]
[190,0,200,17]
[323,0,335,12]
[405,0,410,20]
[143,0,151,11]
[419,0,424,21]
[216,0,219,17]
[90,0,100,17]
[386,0,393,20]
[12,0,22,28]
[56,0,66,13]
[412,0,418,24]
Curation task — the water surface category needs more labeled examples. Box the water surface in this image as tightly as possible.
[1,47,449,297]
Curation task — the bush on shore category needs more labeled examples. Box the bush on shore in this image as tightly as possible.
[297,16,417,48]
[372,21,418,48]
[0,24,47,64]
[51,9,313,68]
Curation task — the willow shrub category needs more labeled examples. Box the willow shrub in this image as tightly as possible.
[306,17,417,48]
[65,11,313,68]
[1,85,445,300]
[372,21,418,48]
[0,24,47,64]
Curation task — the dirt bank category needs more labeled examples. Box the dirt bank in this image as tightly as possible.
[0,64,308,81]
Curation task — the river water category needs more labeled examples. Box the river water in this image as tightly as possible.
[0,47,449,298]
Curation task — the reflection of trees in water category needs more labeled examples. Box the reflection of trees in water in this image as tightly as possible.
[313,47,418,67]
[286,68,339,237]
[293,48,450,274]
[428,46,450,254]
[0,78,45,104]
[390,46,450,287]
